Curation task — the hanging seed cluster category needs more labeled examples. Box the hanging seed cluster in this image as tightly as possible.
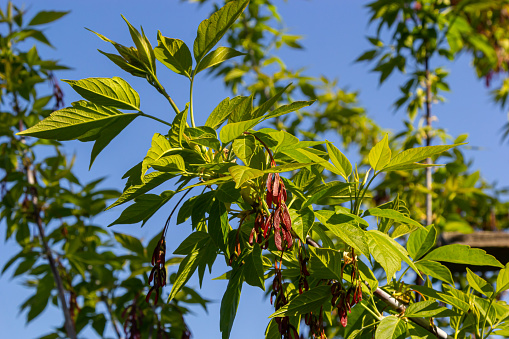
[330,255,363,327]
[122,298,143,339]
[146,237,167,304]
[265,160,293,251]
[304,306,326,339]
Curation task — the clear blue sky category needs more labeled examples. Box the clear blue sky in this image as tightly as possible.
[1,1,508,338]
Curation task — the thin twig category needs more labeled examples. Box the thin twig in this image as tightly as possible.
[102,293,122,339]
[425,55,433,227]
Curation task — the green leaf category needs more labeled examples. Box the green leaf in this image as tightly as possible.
[466,268,493,297]
[315,210,369,257]
[186,126,221,150]
[366,207,423,231]
[17,101,140,140]
[155,32,192,78]
[181,176,233,191]
[264,163,313,174]
[496,263,509,294]
[244,244,265,290]
[358,260,378,293]
[375,316,406,339]
[109,192,174,226]
[219,117,260,144]
[195,47,244,74]
[290,148,346,177]
[168,107,188,147]
[173,231,210,255]
[113,232,144,255]
[290,207,315,243]
[302,181,351,209]
[92,314,107,337]
[251,84,291,119]
[220,266,244,339]
[63,77,140,110]
[107,172,173,210]
[169,245,211,301]
[193,0,249,62]
[262,100,315,121]
[405,300,459,318]
[334,207,369,228]
[383,144,463,172]
[142,133,173,177]
[232,135,256,165]
[26,274,53,322]
[228,165,264,188]
[270,285,331,317]
[407,322,436,339]
[89,111,138,169]
[367,230,421,283]
[411,285,470,312]
[407,224,437,260]
[423,244,503,268]
[308,247,342,280]
[382,162,442,172]
[121,15,155,72]
[368,134,391,172]
[151,155,185,173]
[215,181,241,203]
[205,97,238,130]
[28,10,69,26]
[415,260,454,285]
[208,199,231,252]
[227,95,253,123]
[326,141,352,179]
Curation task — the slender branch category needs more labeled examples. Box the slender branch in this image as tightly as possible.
[480,297,495,339]
[189,76,196,128]
[102,294,122,339]
[28,168,77,338]
[16,95,77,339]
[149,72,180,115]
[354,173,377,216]
[305,236,453,339]
[424,56,433,227]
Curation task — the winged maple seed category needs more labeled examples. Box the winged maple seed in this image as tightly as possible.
[265,160,293,251]
[298,250,311,295]
[122,296,143,339]
[304,306,326,339]
[146,237,167,304]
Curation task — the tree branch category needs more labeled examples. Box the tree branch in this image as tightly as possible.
[27,167,77,339]
[102,293,122,339]
[17,106,77,339]
[305,236,453,339]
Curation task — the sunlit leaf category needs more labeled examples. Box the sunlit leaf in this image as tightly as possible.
[368,134,391,172]
[155,32,192,78]
[193,0,249,62]
[63,77,140,110]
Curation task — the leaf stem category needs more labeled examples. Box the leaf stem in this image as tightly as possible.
[480,297,495,339]
[140,112,172,127]
[189,76,196,128]
[149,72,180,115]
[359,301,384,321]
[355,173,377,215]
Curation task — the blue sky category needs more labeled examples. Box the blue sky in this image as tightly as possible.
[1,1,508,338]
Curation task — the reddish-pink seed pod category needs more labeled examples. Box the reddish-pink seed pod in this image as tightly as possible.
[273,174,280,200]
